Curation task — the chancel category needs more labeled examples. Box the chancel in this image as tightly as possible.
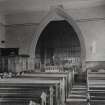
[0,0,105,105]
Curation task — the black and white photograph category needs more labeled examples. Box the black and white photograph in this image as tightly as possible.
[0,0,105,105]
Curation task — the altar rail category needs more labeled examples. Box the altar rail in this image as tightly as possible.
[44,66,63,72]
[0,56,81,73]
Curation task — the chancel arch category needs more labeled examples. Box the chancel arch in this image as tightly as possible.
[30,7,86,72]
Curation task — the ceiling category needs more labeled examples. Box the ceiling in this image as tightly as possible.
[0,0,105,14]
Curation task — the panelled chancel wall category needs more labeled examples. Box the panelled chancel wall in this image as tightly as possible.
[5,5,105,62]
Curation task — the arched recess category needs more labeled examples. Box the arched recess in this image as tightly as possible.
[30,6,86,71]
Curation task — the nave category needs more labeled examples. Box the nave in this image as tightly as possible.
[0,65,105,105]
[0,19,105,105]
[0,0,105,105]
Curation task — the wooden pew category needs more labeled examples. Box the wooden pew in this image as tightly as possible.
[18,72,67,105]
[87,69,105,105]
[0,78,60,105]
[18,71,73,104]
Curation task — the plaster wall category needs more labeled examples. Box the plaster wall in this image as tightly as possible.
[5,6,105,61]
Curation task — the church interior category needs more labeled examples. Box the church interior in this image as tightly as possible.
[0,0,105,105]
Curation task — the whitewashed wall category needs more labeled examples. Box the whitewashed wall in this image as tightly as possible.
[5,5,105,61]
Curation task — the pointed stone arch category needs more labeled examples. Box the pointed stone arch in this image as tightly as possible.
[30,6,86,70]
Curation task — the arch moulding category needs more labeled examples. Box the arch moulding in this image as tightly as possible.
[30,6,86,70]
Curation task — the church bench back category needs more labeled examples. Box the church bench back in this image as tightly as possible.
[20,71,72,97]
[87,69,105,104]
[19,73,68,104]
[0,78,60,105]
